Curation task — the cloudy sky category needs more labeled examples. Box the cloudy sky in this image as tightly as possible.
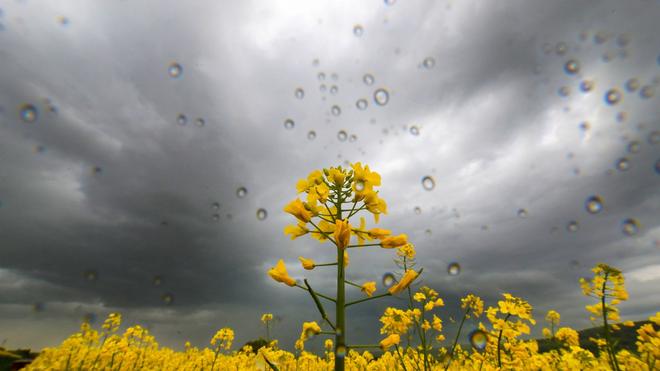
[0,0,659,354]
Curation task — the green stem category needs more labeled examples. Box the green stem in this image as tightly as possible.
[295,284,336,302]
[348,344,380,349]
[601,273,621,371]
[344,280,362,288]
[497,314,511,368]
[347,243,382,249]
[303,279,336,331]
[316,262,339,267]
[345,292,391,307]
[445,308,470,370]
[335,188,346,371]
[404,258,428,371]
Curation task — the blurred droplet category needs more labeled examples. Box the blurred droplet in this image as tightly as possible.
[558,86,570,97]
[384,0,396,5]
[353,24,363,37]
[421,176,435,190]
[284,119,295,130]
[585,195,604,214]
[168,62,182,78]
[177,114,187,126]
[195,118,205,127]
[331,73,338,81]
[567,220,579,232]
[294,88,305,99]
[256,208,268,221]
[621,218,640,236]
[19,104,38,123]
[616,157,631,171]
[625,78,640,92]
[349,134,357,142]
[211,202,220,210]
[555,42,567,55]
[579,80,594,92]
[564,59,580,74]
[469,329,488,351]
[517,209,528,218]
[579,121,590,131]
[318,72,326,81]
[236,187,247,198]
[447,262,461,276]
[627,141,640,154]
[363,74,375,86]
[84,270,98,281]
[355,181,365,192]
[356,99,368,110]
[33,302,45,313]
[320,84,327,93]
[92,166,102,175]
[413,206,421,215]
[616,112,627,123]
[594,31,608,44]
[307,131,316,140]
[648,131,660,145]
[57,16,70,26]
[162,293,174,305]
[382,273,396,288]
[410,126,419,136]
[640,85,655,99]
[212,213,220,221]
[34,145,46,154]
[604,89,621,105]
[656,159,660,175]
[337,130,348,142]
[374,88,390,106]
[153,276,162,286]
[423,57,436,69]
[330,85,338,95]
[336,345,347,358]
[616,33,631,47]
[425,229,432,235]
[331,105,341,116]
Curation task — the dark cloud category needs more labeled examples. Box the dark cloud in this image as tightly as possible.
[0,0,658,353]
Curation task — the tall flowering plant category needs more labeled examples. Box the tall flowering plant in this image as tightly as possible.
[268,163,421,371]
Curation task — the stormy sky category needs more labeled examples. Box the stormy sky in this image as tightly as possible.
[0,0,659,354]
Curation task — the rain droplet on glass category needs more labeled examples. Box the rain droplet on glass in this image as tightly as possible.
[625,78,640,92]
[168,62,182,78]
[567,220,579,232]
[585,195,604,214]
[564,59,580,74]
[348,134,357,142]
[621,218,640,236]
[382,273,396,287]
[236,187,247,198]
[558,86,570,97]
[640,86,655,99]
[356,98,368,110]
[19,104,38,123]
[616,158,630,171]
[517,208,528,218]
[423,57,436,69]
[353,24,363,37]
[330,85,338,95]
[177,114,187,126]
[414,206,421,215]
[307,131,316,140]
[469,329,488,351]
[410,126,419,136]
[648,131,660,145]
[604,89,621,105]
[331,105,341,116]
[195,118,205,127]
[211,202,220,210]
[294,88,305,99]
[555,42,567,55]
[256,208,268,221]
[580,80,594,92]
[318,72,326,81]
[284,119,295,130]
[627,141,640,154]
[421,176,435,190]
[162,293,174,305]
[447,262,461,276]
[337,130,348,142]
[374,88,390,106]
[363,74,375,86]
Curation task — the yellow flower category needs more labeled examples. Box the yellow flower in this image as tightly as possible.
[334,219,351,250]
[301,321,321,340]
[388,269,420,295]
[284,198,312,223]
[284,222,309,240]
[364,191,387,222]
[368,228,391,239]
[461,294,484,318]
[413,292,426,302]
[261,313,273,323]
[361,281,376,297]
[432,315,443,332]
[396,243,416,259]
[324,339,334,351]
[545,310,561,326]
[298,256,315,270]
[268,259,296,287]
[380,234,408,248]
[379,334,400,350]
[210,328,234,350]
[380,307,414,335]
[542,328,551,338]
[623,320,634,327]
[352,162,381,195]
[555,327,579,347]
[344,251,349,267]
[327,167,346,187]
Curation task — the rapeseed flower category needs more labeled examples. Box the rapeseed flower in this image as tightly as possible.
[298,256,315,270]
[268,259,296,286]
[333,219,351,250]
[379,334,400,350]
[361,281,376,297]
[388,269,419,295]
[283,198,312,223]
[380,234,408,249]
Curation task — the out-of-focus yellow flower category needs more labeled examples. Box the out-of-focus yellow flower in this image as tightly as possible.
[461,294,484,318]
[298,256,315,270]
[542,328,551,338]
[432,315,443,332]
[261,313,273,323]
[284,198,312,223]
[102,313,122,332]
[379,334,400,350]
[397,243,416,259]
[623,320,635,327]
[555,327,579,347]
[380,234,408,249]
[363,191,387,222]
[546,310,561,325]
[388,269,419,295]
[324,339,334,351]
[268,259,296,286]
[368,228,391,239]
[284,222,309,240]
[380,307,414,335]
[210,328,234,350]
[361,281,376,297]
[413,292,426,302]
[327,167,346,187]
[301,321,321,340]
[334,219,351,250]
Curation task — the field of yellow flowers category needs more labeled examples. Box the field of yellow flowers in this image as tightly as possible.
[24,164,660,370]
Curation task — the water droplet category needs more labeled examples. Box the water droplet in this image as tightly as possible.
[579,122,590,131]
[336,345,347,358]
[363,74,375,86]
[33,302,45,313]
[625,78,640,92]
[337,130,348,142]
[616,33,631,47]
[580,80,594,92]
[648,131,660,145]
[421,176,435,191]
[616,112,627,123]
[331,105,341,116]
[162,293,174,305]
[307,131,316,140]
[331,73,338,81]
[195,118,205,127]
[153,276,162,286]
[348,134,357,142]
[423,57,436,69]
[382,273,396,288]
[57,16,70,26]
[425,229,432,235]
[92,166,103,175]
[318,72,326,81]
[410,126,419,136]
[384,0,396,5]
[447,262,461,276]
[84,270,98,281]
[517,209,528,218]
[236,187,247,198]
[330,85,338,95]
[594,31,608,44]
[564,59,580,74]
[211,202,220,210]
[567,220,579,232]
[640,85,655,99]
[34,145,46,154]
[374,88,390,106]
[320,84,327,93]
[19,104,38,123]
[627,141,640,154]
[585,195,604,214]
[555,42,567,55]
[212,213,220,221]
[356,98,368,110]
[177,114,187,126]
[167,62,182,78]
[256,208,268,221]
[294,88,305,99]
[284,119,295,130]
[604,89,621,105]
[355,181,365,191]
[621,218,640,236]
[353,24,363,37]
[616,157,630,171]
[414,206,421,215]
[469,329,488,351]
[558,86,570,97]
